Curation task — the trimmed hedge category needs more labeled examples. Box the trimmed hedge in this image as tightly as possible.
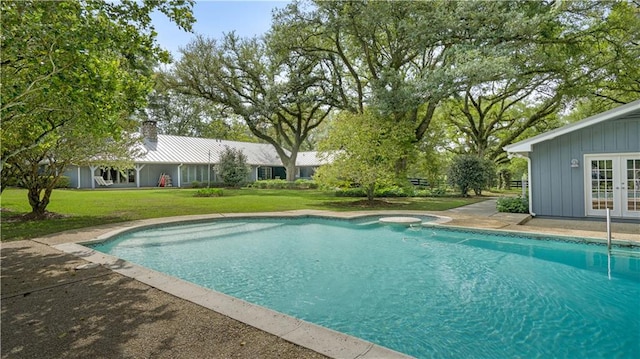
[250,179,318,189]
[334,185,450,198]
[194,188,223,197]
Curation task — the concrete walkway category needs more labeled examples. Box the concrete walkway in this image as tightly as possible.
[444,198,639,242]
[2,201,638,359]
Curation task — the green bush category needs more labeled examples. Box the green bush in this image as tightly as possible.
[254,179,290,189]
[429,187,448,197]
[191,181,201,188]
[497,196,529,213]
[193,188,223,197]
[334,185,415,198]
[414,187,448,197]
[250,179,318,190]
[294,179,318,189]
[216,147,249,187]
[334,187,366,197]
[54,176,71,188]
[375,185,412,197]
[447,155,490,196]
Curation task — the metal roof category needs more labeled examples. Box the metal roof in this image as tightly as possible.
[136,135,324,167]
[504,99,640,155]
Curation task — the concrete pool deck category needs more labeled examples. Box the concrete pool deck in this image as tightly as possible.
[2,201,639,358]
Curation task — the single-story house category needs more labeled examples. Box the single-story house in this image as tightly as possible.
[504,99,640,219]
[65,121,326,189]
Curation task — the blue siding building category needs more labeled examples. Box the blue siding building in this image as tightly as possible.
[505,100,640,219]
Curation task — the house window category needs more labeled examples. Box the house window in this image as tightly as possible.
[258,167,272,180]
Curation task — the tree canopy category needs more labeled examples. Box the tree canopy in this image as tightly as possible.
[315,110,413,201]
[1,0,195,216]
[164,32,335,181]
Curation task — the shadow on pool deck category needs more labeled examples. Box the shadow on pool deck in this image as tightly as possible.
[1,240,329,359]
[1,203,638,359]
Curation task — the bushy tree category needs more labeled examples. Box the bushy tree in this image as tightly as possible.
[447,155,489,197]
[1,0,194,217]
[315,111,413,202]
[216,147,249,187]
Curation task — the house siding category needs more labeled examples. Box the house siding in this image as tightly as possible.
[530,114,640,217]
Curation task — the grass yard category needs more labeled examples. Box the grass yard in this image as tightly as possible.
[0,187,484,241]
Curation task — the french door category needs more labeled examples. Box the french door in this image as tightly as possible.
[586,154,640,218]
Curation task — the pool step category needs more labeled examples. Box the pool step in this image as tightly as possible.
[116,222,285,248]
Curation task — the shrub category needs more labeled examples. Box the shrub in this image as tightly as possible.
[334,187,366,197]
[250,179,318,190]
[216,146,249,187]
[191,181,201,188]
[294,179,318,189]
[194,188,223,197]
[54,176,70,188]
[334,185,415,198]
[447,155,488,196]
[375,185,412,197]
[497,196,529,213]
[255,179,290,189]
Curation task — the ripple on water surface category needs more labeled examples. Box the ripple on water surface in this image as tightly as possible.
[92,217,640,359]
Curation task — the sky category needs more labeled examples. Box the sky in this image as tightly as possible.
[151,1,290,59]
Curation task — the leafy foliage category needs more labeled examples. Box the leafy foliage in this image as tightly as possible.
[165,29,334,181]
[194,188,223,197]
[140,90,257,141]
[0,0,194,216]
[273,0,639,177]
[250,179,319,189]
[315,110,414,201]
[497,168,512,190]
[447,155,491,197]
[216,147,249,187]
[497,196,529,214]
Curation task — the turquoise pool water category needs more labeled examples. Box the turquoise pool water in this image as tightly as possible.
[91,217,640,358]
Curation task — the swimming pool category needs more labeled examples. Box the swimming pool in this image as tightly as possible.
[90,216,640,358]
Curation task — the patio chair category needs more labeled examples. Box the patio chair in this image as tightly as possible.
[94,176,113,187]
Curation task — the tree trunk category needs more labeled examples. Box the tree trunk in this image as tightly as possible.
[285,162,296,182]
[27,187,51,217]
[283,152,298,182]
[366,184,375,202]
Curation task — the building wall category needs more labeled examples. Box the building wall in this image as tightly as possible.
[530,113,640,217]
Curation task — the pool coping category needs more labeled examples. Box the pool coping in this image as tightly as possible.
[37,209,639,358]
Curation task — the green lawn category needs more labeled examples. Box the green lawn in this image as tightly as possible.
[0,188,484,241]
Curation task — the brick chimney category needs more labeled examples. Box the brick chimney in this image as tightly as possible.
[141,120,158,142]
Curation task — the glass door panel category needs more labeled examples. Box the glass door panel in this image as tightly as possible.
[587,155,640,218]
[624,158,640,216]
[590,159,614,211]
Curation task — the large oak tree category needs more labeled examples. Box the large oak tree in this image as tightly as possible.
[165,33,336,181]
